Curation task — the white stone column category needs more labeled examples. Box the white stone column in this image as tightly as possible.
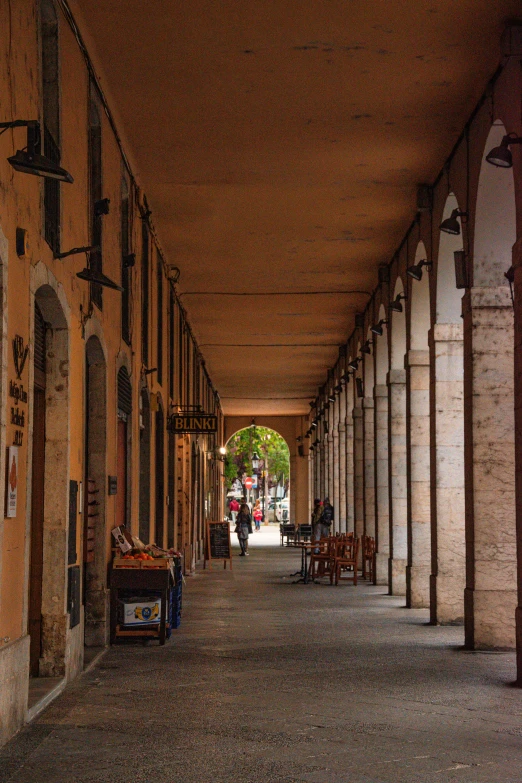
[346,411,355,534]
[333,395,340,531]
[463,287,516,649]
[388,369,407,595]
[374,384,389,584]
[328,422,334,506]
[363,397,375,538]
[430,323,465,625]
[354,404,364,541]
[406,350,431,608]
[339,400,347,532]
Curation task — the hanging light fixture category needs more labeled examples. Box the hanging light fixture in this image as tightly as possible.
[388,293,407,313]
[485,132,522,168]
[348,357,360,371]
[360,339,372,355]
[328,393,335,403]
[76,266,124,292]
[439,208,467,236]
[370,319,388,336]
[334,384,343,393]
[406,259,432,281]
[1,120,74,182]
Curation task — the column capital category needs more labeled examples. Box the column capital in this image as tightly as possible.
[374,384,388,398]
[387,369,406,385]
[406,349,429,367]
[353,407,363,419]
[338,421,346,433]
[463,286,513,311]
[431,322,463,343]
[363,397,374,408]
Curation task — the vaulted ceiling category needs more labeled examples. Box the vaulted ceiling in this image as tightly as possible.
[73,0,521,415]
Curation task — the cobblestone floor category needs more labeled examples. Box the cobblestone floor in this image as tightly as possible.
[1,545,522,783]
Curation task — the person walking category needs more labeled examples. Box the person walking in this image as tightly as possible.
[229,497,240,525]
[321,497,334,537]
[235,503,252,556]
[253,500,262,531]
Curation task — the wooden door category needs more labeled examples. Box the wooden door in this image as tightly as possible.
[116,417,127,527]
[28,385,45,676]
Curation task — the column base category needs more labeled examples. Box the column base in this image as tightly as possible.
[516,606,522,685]
[430,573,464,626]
[464,587,516,650]
[375,552,388,585]
[388,557,406,596]
[406,565,430,608]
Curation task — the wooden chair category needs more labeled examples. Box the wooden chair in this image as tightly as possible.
[333,538,360,586]
[309,537,335,580]
[361,535,376,582]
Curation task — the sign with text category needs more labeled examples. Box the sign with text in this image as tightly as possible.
[205,521,232,571]
[167,413,218,434]
[6,446,18,518]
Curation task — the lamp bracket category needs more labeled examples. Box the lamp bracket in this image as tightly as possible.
[55,245,100,260]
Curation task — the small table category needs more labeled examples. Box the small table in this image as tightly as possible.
[292,542,315,584]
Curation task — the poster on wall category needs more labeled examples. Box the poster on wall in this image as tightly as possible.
[6,446,18,518]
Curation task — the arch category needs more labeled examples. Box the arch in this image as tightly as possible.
[474,122,516,287]
[84,335,107,648]
[410,241,431,350]
[436,194,464,323]
[29,283,70,677]
[391,277,406,369]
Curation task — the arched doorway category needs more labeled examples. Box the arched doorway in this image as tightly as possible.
[83,336,107,649]
[389,277,407,596]
[430,193,465,626]
[406,241,431,608]
[29,284,69,678]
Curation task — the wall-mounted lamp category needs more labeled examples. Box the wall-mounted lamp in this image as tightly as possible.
[311,420,318,429]
[348,357,360,371]
[123,253,136,269]
[328,394,335,403]
[334,384,343,393]
[361,339,372,355]
[389,293,407,313]
[218,446,227,456]
[406,259,432,281]
[485,133,522,168]
[341,371,352,383]
[0,120,74,182]
[439,209,468,236]
[94,198,110,217]
[453,250,469,289]
[370,319,388,336]
[356,377,364,399]
[143,367,158,376]
[76,266,123,291]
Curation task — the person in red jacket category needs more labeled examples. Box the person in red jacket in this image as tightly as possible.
[229,497,240,525]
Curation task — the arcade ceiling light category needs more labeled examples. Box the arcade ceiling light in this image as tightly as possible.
[439,209,467,236]
[361,340,372,355]
[406,259,432,281]
[0,120,73,182]
[389,293,407,313]
[485,133,522,168]
[370,319,388,336]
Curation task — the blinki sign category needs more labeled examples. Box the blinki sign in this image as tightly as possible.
[167,412,218,434]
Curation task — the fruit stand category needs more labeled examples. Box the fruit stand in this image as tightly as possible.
[109,542,183,645]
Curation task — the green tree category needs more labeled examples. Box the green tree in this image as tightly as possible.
[224,426,290,494]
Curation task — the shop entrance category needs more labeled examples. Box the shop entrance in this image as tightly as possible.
[155,401,165,546]
[28,304,47,676]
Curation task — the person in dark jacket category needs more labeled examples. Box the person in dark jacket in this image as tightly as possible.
[320,498,334,536]
[235,503,252,556]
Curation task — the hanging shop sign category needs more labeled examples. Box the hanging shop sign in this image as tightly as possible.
[10,335,29,448]
[167,412,218,434]
[6,446,19,518]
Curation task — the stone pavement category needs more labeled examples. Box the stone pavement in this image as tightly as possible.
[1,545,522,783]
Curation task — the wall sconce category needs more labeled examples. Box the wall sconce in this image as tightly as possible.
[485,133,522,168]
[334,384,343,393]
[453,250,469,289]
[77,265,123,291]
[348,357,360,371]
[328,394,335,403]
[311,420,318,429]
[94,198,110,217]
[406,259,432,281]
[356,377,364,398]
[361,339,372,355]
[370,319,388,336]
[440,209,467,236]
[123,253,136,269]
[341,371,352,383]
[389,293,407,313]
[0,120,74,182]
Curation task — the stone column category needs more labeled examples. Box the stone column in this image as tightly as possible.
[354,405,364,541]
[374,384,389,584]
[430,323,465,625]
[463,287,516,649]
[363,397,375,538]
[339,410,347,533]
[513,238,522,681]
[319,433,326,499]
[406,350,431,608]
[333,397,340,531]
[346,412,355,534]
[328,426,334,506]
[388,369,407,595]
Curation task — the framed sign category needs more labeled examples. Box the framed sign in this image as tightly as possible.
[167,413,218,434]
[204,521,232,571]
[6,446,18,518]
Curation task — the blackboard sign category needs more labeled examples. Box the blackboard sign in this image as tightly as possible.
[205,521,232,570]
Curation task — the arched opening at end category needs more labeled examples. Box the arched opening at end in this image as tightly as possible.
[225,425,290,546]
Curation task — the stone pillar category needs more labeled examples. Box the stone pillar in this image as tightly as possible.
[406,350,431,608]
[388,369,407,595]
[339,414,347,532]
[354,405,364,541]
[374,384,389,584]
[346,413,355,534]
[514,238,522,681]
[430,323,465,625]
[333,397,340,530]
[363,397,375,538]
[328,427,334,506]
[319,436,326,499]
[463,286,516,649]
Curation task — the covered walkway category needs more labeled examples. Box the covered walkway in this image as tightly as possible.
[1,547,520,783]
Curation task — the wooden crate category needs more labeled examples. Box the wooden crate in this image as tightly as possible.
[113,558,141,569]
[113,557,172,570]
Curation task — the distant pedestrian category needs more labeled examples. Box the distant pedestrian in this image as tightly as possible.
[229,497,240,525]
[311,498,324,552]
[253,501,262,531]
[235,503,252,556]
[320,498,334,536]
